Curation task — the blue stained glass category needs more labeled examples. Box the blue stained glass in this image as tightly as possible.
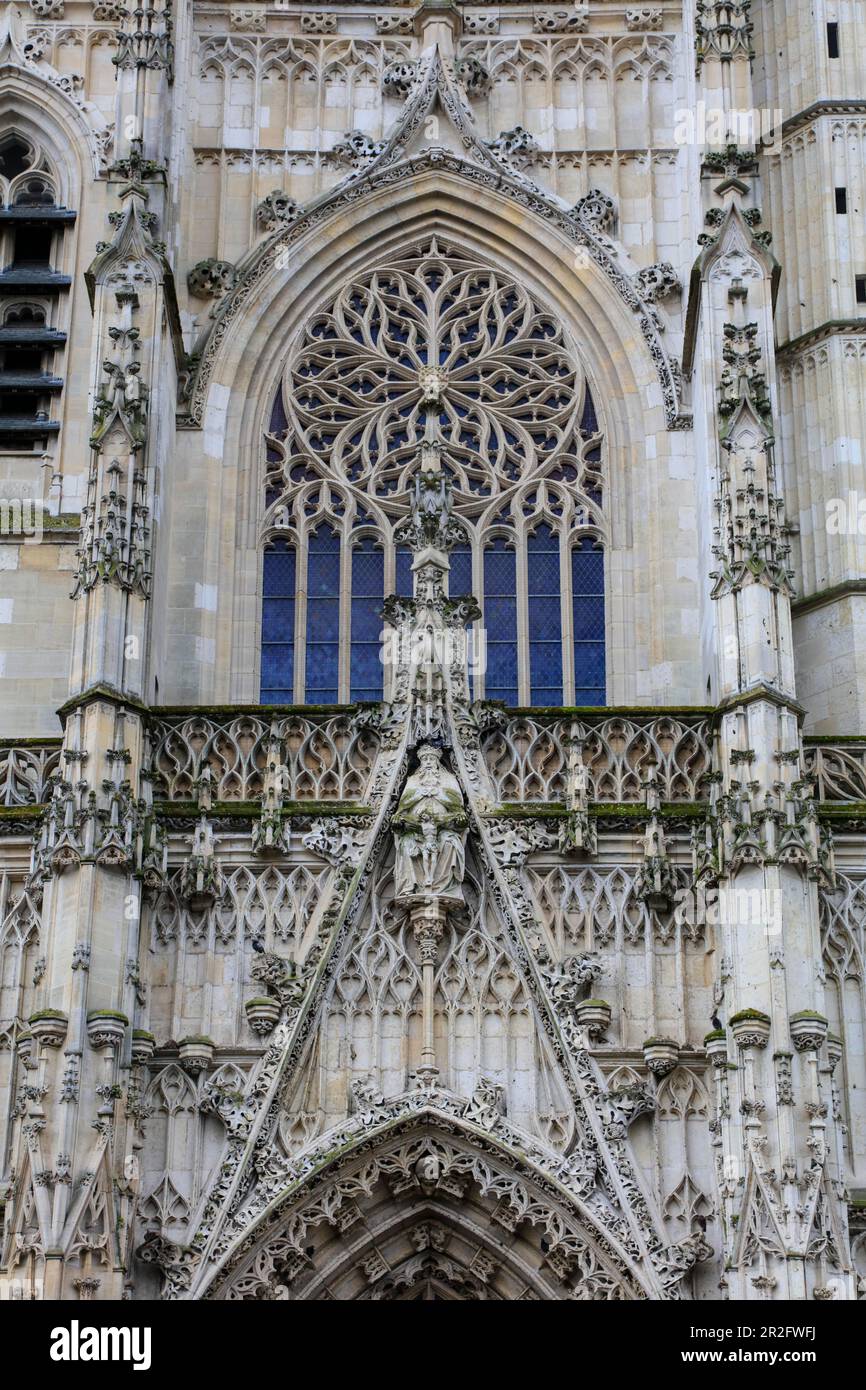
[528,598,561,641]
[262,599,295,642]
[263,544,295,596]
[269,387,288,435]
[580,385,598,434]
[485,596,516,629]
[572,596,605,641]
[351,602,381,642]
[571,548,603,589]
[396,545,413,597]
[350,539,384,701]
[350,646,382,686]
[528,524,563,704]
[484,549,516,592]
[261,542,295,702]
[486,686,519,705]
[450,545,472,597]
[449,545,475,698]
[484,540,518,704]
[306,599,339,641]
[305,526,340,700]
[572,538,605,705]
[260,647,288,687]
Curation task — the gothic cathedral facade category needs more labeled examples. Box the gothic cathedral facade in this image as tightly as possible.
[0,0,864,1303]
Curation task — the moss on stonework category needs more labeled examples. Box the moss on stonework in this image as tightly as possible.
[818,802,866,819]
[704,1030,726,1044]
[523,800,703,818]
[790,1010,828,1023]
[729,1008,771,1024]
[29,1009,67,1021]
[804,734,866,744]
[57,683,149,718]
[505,704,714,717]
[487,801,705,819]
[179,1035,215,1046]
[87,1009,129,1023]
[644,1036,679,1048]
[152,799,370,818]
[0,736,62,748]
[152,702,355,717]
[132,1029,155,1040]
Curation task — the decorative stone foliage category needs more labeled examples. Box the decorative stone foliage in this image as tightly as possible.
[187,259,237,299]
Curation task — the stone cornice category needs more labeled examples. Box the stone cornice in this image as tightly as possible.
[56,683,150,723]
[776,318,866,359]
[711,684,805,724]
[791,579,866,617]
[779,98,866,139]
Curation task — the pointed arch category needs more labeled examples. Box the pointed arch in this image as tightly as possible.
[0,53,104,195]
[194,1102,660,1301]
[169,133,694,708]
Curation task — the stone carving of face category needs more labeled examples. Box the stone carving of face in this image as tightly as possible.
[418,745,441,774]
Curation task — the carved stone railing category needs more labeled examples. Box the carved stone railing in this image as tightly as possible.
[480,710,713,803]
[0,740,62,807]
[146,708,380,802]
[804,739,866,804]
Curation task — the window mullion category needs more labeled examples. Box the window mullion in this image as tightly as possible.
[294,530,309,704]
[561,527,575,705]
[516,527,530,707]
[339,526,351,704]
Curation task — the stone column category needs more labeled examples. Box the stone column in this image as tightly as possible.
[410,897,448,1083]
[685,12,853,1297]
[0,29,178,1296]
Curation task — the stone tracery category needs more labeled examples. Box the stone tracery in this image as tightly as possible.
[262,235,606,705]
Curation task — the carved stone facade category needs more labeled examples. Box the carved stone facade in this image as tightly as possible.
[0,0,864,1304]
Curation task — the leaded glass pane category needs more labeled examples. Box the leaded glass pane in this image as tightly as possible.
[261,542,295,702]
[395,545,413,597]
[449,546,472,597]
[528,524,563,704]
[484,540,517,704]
[351,539,384,701]
[305,526,340,700]
[572,539,605,705]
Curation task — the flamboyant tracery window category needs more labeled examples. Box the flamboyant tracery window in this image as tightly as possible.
[260,237,606,706]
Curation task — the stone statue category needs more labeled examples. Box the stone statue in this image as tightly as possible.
[393,744,467,902]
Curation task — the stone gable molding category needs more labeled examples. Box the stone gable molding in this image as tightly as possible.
[179,47,689,431]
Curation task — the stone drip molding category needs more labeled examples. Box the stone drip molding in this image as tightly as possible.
[179,48,690,432]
